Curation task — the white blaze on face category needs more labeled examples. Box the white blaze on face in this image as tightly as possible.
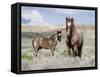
[58,33,61,37]
[67,22,71,26]
[67,22,71,36]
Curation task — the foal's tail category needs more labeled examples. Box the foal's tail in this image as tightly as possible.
[32,39,35,49]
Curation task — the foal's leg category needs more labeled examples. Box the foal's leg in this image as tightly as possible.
[35,48,40,57]
[51,48,54,56]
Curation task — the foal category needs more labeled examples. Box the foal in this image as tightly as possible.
[32,30,62,56]
[66,17,83,57]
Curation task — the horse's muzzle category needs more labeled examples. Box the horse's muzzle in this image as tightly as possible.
[67,33,70,37]
[58,37,61,42]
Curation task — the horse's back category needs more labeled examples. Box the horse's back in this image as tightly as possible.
[34,36,54,49]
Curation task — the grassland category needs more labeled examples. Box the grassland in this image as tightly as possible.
[21,25,95,71]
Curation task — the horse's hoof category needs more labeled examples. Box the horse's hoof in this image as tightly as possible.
[78,55,81,58]
[52,54,54,56]
[35,55,38,57]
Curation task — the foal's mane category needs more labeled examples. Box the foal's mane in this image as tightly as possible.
[49,32,57,39]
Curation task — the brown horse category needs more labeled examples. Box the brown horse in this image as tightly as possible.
[66,16,83,57]
[32,30,62,56]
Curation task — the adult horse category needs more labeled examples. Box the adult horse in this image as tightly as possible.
[32,30,62,56]
[66,16,83,57]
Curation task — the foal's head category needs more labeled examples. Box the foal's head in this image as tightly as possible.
[66,16,74,37]
[57,30,62,42]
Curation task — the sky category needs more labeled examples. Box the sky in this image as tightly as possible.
[21,6,95,26]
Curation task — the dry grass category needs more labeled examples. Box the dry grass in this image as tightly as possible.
[21,26,95,71]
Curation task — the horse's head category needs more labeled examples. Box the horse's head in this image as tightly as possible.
[66,16,74,37]
[57,30,62,42]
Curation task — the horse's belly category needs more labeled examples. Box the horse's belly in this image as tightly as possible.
[77,31,83,47]
[70,31,83,47]
[41,42,53,49]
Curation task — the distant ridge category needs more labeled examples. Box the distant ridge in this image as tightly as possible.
[22,24,95,32]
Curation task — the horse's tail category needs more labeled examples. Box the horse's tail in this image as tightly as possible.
[81,32,83,45]
[32,39,35,49]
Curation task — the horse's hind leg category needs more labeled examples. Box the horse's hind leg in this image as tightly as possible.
[78,44,83,57]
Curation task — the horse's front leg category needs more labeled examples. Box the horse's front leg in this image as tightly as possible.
[66,45,71,57]
[66,41,71,56]
[73,45,78,57]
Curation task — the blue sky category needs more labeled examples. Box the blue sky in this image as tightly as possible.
[21,6,95,26]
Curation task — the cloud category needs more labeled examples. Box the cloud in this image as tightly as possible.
[55,9,78,15]
[21,6,95,26]
[55,9,95,16]
[21,7,44,25]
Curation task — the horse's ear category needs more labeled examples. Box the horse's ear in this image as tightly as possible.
[71,18,74,22]
[60,30,62,33]
[66,17,67,21]
[57,30,62,33]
